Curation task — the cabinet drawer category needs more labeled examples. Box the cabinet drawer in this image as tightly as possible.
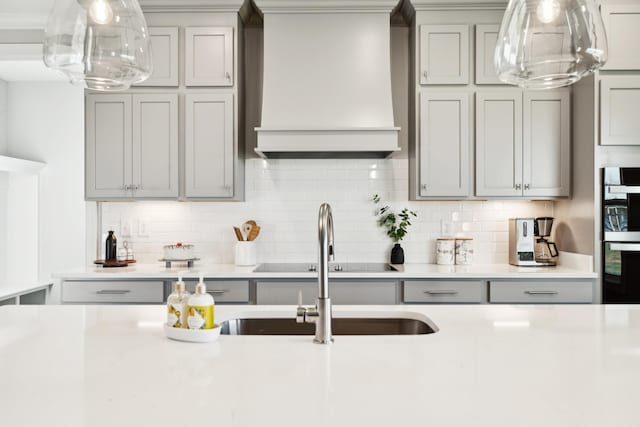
[185,280,249,303]
[62,281,164,304]
[489,281,593,303]
[256,280,398,305]
[404,280,483,303]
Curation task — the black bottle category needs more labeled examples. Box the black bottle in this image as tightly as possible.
[105,231,117,261]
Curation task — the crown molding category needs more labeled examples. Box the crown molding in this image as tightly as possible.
[140,0,246,13]
[410,0,507,11]
[253,0,401,14]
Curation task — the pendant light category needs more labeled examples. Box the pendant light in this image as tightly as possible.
[43,0,152,91]
[494,0,608,89]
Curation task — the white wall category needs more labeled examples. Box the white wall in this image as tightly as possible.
[0,79,7,284]
[6,82,89,282]
[101,158,554,265]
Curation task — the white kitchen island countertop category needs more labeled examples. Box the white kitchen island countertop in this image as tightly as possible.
[54,262,596,280]
[0,304,635,427]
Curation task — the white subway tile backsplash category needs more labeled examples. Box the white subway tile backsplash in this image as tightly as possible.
[100,158,553,265]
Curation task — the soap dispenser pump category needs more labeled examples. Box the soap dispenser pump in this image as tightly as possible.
[187,274,214,330]
[167,273,190,328]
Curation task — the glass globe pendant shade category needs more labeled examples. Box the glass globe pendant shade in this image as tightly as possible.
[494,0,608,89]
[43,0,152,91]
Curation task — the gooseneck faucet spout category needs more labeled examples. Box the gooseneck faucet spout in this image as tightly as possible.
[296,203,334,344]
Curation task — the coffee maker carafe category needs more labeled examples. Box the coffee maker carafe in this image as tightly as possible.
[534,217,558,265]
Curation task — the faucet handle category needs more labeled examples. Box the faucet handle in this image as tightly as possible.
[296,290,306,323]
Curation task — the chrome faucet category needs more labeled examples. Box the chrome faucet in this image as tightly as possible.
[296,203,334,344]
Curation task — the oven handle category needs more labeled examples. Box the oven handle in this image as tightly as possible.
[608,185,640,194]
[610,243,640,252]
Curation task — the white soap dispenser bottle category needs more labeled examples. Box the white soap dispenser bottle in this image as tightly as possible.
[167,273,190,328]
[187,274,215,330]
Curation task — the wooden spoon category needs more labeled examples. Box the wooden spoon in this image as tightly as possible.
[247,225,261,241]
[233,226,244,241]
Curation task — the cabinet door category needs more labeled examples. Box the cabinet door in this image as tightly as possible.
[600,76,640,145]
[256,281,316,305]
[85,94,132,199]
[185,93,234,198]
[523,89,570,197]
[601,5,640,70]
[475,90,523,197]
[331,281,397,304]
[418,91,470,197]
[132,94,179,198]
[134,27,179,86]
[475,24,502,84]
[419,25,469,85]
[185,27,233,86]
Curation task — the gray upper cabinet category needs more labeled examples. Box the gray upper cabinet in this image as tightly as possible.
[600,4,640,70]
[418,91,470,197]
[600,76,640,146]
[185,27,233,86]
[419,24,469,85]
[476,89,570,198]
[474,24,502,85]
[522,89,570,197]
[86,94,133,199]
[185,93,234,198]
[134,27,179,86]
[476,90,523,197]
[86,93,179,200]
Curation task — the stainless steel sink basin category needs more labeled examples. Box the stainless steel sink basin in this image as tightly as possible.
[220,317,436,335]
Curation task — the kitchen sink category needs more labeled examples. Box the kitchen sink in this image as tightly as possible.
[220,316,436,335]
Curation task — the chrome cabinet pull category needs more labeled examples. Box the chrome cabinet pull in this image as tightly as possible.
[610,243,640,252]
[422,70,428,79]
[524,184,530,190]
[207,290,228,295]
[515,184,522,190]
[225,72,231,80]
[425,290,459,295]
[421,184,427,190]
[96,290,131,295]
[524,290,558,295]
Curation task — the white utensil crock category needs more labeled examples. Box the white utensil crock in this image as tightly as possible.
[235,241,257,266]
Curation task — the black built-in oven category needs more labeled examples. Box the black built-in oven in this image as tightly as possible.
[603,167,640,303]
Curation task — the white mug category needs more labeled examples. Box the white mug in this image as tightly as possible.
[235,241,257,266]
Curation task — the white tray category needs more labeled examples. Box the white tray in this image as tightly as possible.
[164,324,221,343]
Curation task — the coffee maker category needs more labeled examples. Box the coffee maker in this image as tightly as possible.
[534,217,558,265]
[509,218,558,266]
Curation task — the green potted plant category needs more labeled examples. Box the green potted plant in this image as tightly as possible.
[372,194,417,264]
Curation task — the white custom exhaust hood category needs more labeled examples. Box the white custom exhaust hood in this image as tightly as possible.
[254,0,401,159]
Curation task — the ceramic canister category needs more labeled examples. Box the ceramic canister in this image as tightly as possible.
[455,238,474,265]
[436,238,455,265]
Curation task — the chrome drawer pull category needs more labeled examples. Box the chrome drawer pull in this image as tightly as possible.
[524,290,558,295]
[610,243,640,252]
[207,290,228,294]
[96,290,131,295]
[425,290,459,295]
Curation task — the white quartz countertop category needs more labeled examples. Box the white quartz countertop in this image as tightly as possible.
[54,262,596,280]
[0,304,636,426]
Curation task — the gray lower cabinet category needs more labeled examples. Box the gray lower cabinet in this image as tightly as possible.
[404,280,484,303]
[489,280,593,304]
[183,280,249,303]
[62,281,164,304]
[256,280,398,305]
